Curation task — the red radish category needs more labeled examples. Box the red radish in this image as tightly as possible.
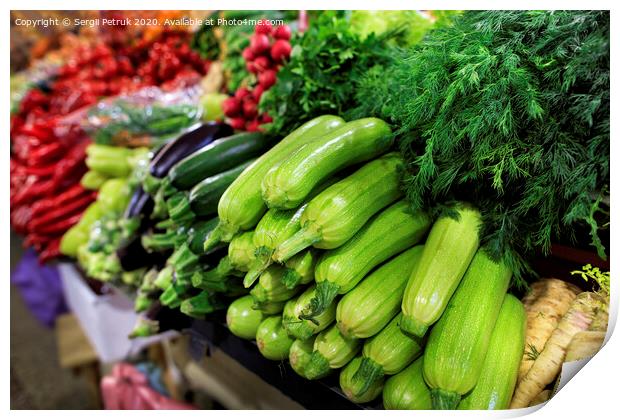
[235,87,252,101]
[253,85,265,101]
[242,47,255,61]
[246,119,261,132]
[250,34,271,55]
[255,19,273,35]
[253,56,271,73]
[258,69,277,89]
[271,40,292,63]
[261,114,273,123]
[273,25,292,40]
[228,117,246,130]
[222,97,241,117]
[246,61,258,74]
[242,98,258,119]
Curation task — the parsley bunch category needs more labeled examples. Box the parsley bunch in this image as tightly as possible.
[352,11,610,285]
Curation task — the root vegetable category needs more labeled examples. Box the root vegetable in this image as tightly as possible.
[253,56,271,73]
[565,331,606,362]
[271,40,292,63]
[222,97,241,117]
[518,278,581,382]
[529,390,551,407]
[255,19,273,35]
[250,34,271,55]
[510,292,605,408]
[273,25,292,40]
[258,70,277,89]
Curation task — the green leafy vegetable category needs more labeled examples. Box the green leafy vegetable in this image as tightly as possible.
[351,11,609,285]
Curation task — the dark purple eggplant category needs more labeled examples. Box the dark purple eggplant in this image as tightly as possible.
[124,186,154,220]
[117,235,169,271]
[148,122,233,178]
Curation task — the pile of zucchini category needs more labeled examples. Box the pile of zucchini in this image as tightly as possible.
[129,115,528,410]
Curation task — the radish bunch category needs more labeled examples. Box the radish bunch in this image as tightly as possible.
[223,20,292,131]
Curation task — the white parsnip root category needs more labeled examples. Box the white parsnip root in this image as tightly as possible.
[510,292,606,409]
[529,390,551,407]
[518,278,581,382]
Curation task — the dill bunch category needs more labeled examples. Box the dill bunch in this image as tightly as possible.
[350,11,610,286]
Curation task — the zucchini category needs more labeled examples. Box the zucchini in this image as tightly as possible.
[250,265,302,303]
[289,337,316,379]
[306,200,430,319]
[340,357,384,404]
[423,250,511,410]
[203,116,345,250]
[273,153,404,263]
[283,285,336,340]
[243,179,335,288]
[336,246,424,339]
[169,132,269,190]
[281,249,317,289]
[228,231,256,272]
[383,357,432,410]
[351,313,424,397]
[256,316,295,361]
[304,324,361,380]
[188,159,256,217]
[180,290,225,318]
[253,299,286,315]
[458,295,526,410]
[191,256,243,290]
[401,205,481,337]
[261,118,393,209]
[165,218,220,272]
[226,295,265,340]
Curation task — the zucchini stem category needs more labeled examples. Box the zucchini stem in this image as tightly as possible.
[204,222,238,251]
[351,357,384,397]
[281,268,302,289]
[243,251,272,288]
[431,389,461,410]
[304,352,332,380]
[154,266,174,290]
[273,225,321,263]
[300,281,340,325]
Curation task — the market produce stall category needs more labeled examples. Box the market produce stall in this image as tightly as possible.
[10,9,610,411]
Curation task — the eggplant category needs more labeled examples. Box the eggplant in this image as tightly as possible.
[148,122,233,178]
[124,186,154,220]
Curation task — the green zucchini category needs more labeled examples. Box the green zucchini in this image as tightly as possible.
[336,246,424,339]
[191,257,243,290]
[250,265,302,303]
[168,132,269,189]
[383,357,432,410]
[351,313,424,397]
[289,337,316,379]
[281,249,317,289]
[423,250,511,410]
[401,205,481,337]
[458,295,526,410]
[340,357,384,404]
[180,290,225,318]
[243,180,335,288]
[228,231,256,272]
[256,316,295,361]
[282,285,336,340]
[304,324,361,380]
[226,295,265,340]
[187,159,256,218]
[261,118,393,209]
[165,218,220,272]
[273,153,404,263]
[203,116,345,250]
[306,200,430,319]
[253,299,286,315]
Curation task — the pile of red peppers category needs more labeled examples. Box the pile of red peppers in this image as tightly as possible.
[10,30,212,263]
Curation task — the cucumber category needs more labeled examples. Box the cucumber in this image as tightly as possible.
[250,265,302,303]
[401,205,481,337]
[203,116,345,250]
[256,316,295,361]
[169,132,269,189]
[458,295,526,410]
[383,357,432,410]
[289,337,316,379]
[281,249,317,289]
[273,153,404,263]
[423,250,511,410]
[335,246,424,339]
[226,295,265,340]
[261,118,393,209]
[351,313,424,397]
[307,200,430,319]
[304,324,361,380]
[340,357,384,404]
[188,159,256,218]
[282,285,336,340]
